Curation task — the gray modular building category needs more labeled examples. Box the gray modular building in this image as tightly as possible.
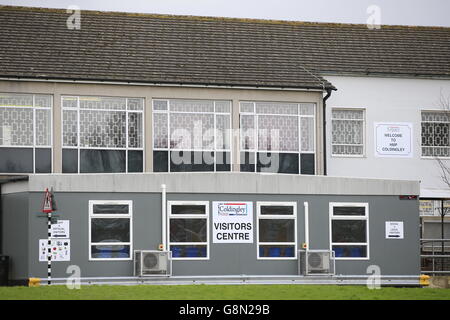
[0,6,432,284]
[1,173,420,282]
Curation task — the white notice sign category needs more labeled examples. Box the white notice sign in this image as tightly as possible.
[213,201,253,243]
[50,220,70,239]
[385,221,404,239]
[374,123,413,157]
[39,239,71,261]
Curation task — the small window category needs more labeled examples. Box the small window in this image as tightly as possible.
[168,201,209,259]
[330,203,369,259]
[331,108,365,156]
[89,200,132,260]
[257,202,297,259]
[421,111,450,157]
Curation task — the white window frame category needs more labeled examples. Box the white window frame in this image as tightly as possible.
[330,107,366,158]
[420,109,450,159]
[168,200,210,260]
[152,99,232,172]
[257,201,297,260]
[88,200,133,261]
[61,95,145,173]
[0,92,53,174]
[239,101,316,174]
[329,202,369,261]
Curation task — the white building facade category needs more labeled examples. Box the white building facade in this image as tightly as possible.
[325,75,450,238]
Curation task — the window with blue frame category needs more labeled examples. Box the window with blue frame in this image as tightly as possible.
[89,200,133,260]
[257,202,297,259]
[330,203,369,259]
[168,201,209,259]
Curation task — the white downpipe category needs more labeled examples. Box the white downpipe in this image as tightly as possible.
[304,201,309,250]
[161,184,167,251]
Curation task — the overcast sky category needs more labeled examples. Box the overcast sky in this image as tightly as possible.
[1,0,449,27]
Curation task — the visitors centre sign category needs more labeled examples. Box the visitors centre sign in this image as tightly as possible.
[212,202,253,243]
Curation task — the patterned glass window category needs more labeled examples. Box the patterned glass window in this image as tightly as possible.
[331,109,365,156]
[421,111,450,157]
[240,101,316,175]
[152,99,232,172]
[0,93,52,173]
[62,96,144,173]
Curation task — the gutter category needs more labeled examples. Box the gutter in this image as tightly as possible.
[0,76,326,92]
[322,87,335,176]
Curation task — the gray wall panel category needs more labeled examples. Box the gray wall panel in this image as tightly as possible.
[1,192,29,280]
[22,191,420,278]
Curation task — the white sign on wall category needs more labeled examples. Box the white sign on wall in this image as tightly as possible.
[39,239,71,261]
[385,221,404,239]
[212,201,253,243]
[50,220,70,239]
[374,123,413,157]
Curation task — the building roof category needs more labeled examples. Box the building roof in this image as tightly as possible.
[0,6,449,90]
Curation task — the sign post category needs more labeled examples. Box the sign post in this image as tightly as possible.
[42,188,54,285]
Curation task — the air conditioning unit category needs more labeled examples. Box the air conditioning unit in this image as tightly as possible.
[134,250,172,277]
[298,250,335,276]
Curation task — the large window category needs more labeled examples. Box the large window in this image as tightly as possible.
[153,99,231,172]
[62,96,144,173]
[168,201,209,259]
[421,111,450,157]
[257,202,297,259]
[89,200,133,260]
[331,108,365,156]
[329,203,369,259]
[0,93,52,173]
[240,101,315,174]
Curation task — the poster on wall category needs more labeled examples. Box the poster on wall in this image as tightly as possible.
[374,122,413,158]
[385,221,404,239]
[50,220,70,239]
[39,239,71,261]
[212,201,253,243]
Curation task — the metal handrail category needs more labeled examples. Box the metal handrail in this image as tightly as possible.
[420,239,450,275]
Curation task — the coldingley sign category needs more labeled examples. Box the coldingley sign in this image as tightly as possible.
[212,202,253,243]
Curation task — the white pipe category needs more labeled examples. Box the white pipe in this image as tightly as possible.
[161,184,167,251]
[304,201,309,250]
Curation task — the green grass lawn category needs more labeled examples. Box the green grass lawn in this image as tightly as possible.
[0,284,449,300]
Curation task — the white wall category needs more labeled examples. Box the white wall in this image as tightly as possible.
[325,75,450,197]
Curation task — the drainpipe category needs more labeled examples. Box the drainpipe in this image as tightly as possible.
[161,184,167,251]
[323,88,334,176]
[0,184,2,255]
[304,202,309,250]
